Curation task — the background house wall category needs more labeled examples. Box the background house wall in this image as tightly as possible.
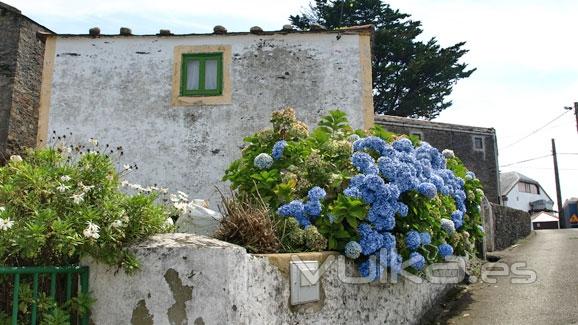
[504,187,553,212]
[0,2,52,162]
[374,115,500,204]
[500,171,554,213]
[42,31,373,206]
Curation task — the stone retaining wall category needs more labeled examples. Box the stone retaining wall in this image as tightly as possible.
[83,234,455,324]
[490,203,531,251]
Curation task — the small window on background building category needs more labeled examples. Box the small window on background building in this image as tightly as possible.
[518,182,540,194]
[180,52,223,96]
[473,136,484,151]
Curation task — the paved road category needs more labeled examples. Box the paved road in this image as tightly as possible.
[442,228,578,325]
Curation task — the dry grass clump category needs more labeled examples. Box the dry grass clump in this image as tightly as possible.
[215,193,281,253]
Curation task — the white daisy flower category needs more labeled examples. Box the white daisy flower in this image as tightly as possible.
[60,175,72,182]
[111,219,124,228]
[0,218,14,231]
[71,193,85,204]
[56,183,70,192]
[83,221,100,239]
[88,138,98,146]
[173,202,188,214]
[164,218,174,227]
[123,164,131,170]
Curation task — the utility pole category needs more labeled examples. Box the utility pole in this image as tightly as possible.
[552,138,564,228]
[574,102,578,133]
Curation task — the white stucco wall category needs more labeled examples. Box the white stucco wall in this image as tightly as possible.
[505,187,553,212]
[44,32,372,206]
[83,234,454,325]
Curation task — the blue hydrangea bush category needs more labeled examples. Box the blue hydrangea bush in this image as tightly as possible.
[224,108,484,276]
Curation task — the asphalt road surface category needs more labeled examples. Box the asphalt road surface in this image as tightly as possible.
[440,228,578,325]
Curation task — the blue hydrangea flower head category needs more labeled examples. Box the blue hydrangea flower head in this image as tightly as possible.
[392,138,414,153]
[396,202,408,217]
[304,200,322,217]
[308,186,326,201]
[358,223,384,255]
[272,140,287,160]
[451,210,464,229]
[253,153,273,169]
[363,174,386,192]
[417,182,437,199]
[405,230,421,251]
[343,187,361,198]
[344,241,362,259]
[349,174,366,188]
[438,243,454,258]
[382,232,396,250]
[409,252,426,271]
[351,152,378,175]
[465,171,476,180]
[420,232,432,246]
[277,200,310,227]
[440,218,456,234]
[374,214,395,231]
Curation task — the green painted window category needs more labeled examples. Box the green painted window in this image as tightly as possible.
[180,52,223,96]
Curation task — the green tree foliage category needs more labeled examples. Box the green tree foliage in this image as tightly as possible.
[290,0,475,119]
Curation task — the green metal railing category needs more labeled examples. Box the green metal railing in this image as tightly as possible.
[0,265,89,325]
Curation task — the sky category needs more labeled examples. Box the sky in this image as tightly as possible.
[7,0,578,209]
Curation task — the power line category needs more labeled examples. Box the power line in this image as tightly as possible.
[500,154,552,168]
[522,167,578,171]
[502,110,572,149]
[499,152,578,168]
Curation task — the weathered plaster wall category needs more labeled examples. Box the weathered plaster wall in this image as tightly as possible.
[44,33,372,205]
[491,203,531,251]
[83,233,453,325]
[375,115,500,205]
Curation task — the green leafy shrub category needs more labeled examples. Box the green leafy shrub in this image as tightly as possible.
[224,108,484,277]
[0,147,172,271]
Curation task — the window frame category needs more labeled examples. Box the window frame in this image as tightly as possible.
[473,136,485,151]
[180,52,223,97]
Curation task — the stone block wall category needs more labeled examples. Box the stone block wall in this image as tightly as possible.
[0,2,51,162]
[490,203,531,251]
[83,233,455,324]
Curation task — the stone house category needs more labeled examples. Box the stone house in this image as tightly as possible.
[374,115,501,204]
[37,25,374,205]
[0,2,53,162]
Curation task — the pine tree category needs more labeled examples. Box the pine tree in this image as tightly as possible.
[290,0,475,119]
